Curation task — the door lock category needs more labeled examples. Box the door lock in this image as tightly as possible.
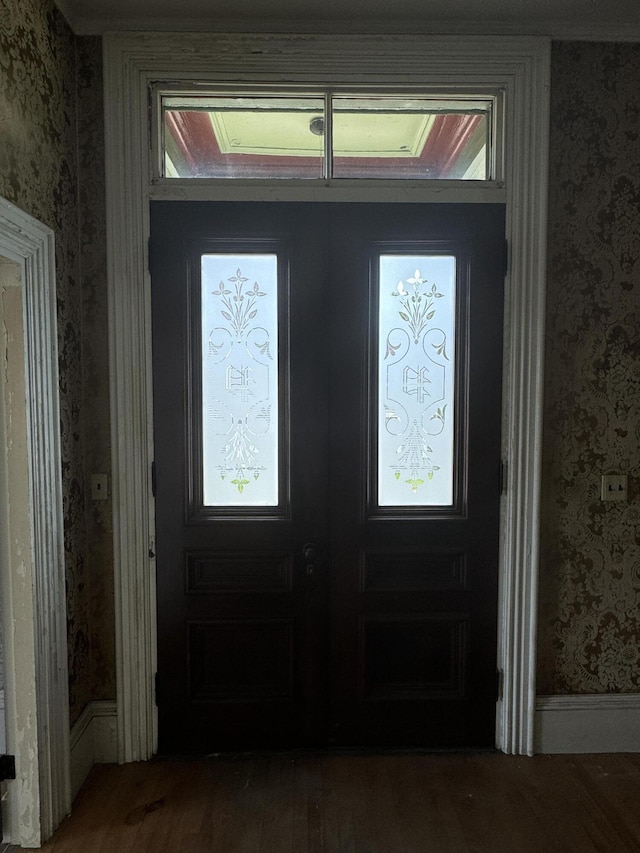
[302,542,318,575]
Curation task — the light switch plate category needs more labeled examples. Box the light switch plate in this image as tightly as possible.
[601,474,628,502]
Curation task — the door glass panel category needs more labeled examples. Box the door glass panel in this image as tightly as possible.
[332,98,490,180]
[163,96,325,178]
[377,255,456,506]
[201,254,279,506]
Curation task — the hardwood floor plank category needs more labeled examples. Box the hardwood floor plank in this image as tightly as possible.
[36,752,640,852]
[288,756,313,852]
[197,757,261,852]
[587,754,640,840]
[503,755,632,853]
[136,759,206,852]
[304,755,325,853]
[366,755,408,852]
[569,755,640,853]
[256,756,293,852]
[94,760,167,853]
[489,756,566,853]
[408,753,472,852]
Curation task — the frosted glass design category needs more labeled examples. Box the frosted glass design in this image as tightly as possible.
[201,254,279,506]
[378,255,456,506]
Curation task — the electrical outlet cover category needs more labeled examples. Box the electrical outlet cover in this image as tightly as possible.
[600,474,628,502]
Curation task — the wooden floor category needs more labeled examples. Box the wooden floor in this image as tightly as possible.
[37,752,640,852]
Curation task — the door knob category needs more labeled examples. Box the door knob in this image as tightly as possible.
[302,542,318,575]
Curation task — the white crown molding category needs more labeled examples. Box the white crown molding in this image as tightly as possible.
[55,6,640,41]
[535,694,640,753]
[0,198,70,845]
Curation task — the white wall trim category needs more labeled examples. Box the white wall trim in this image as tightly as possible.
[70,701,118,800]
[0,198,71,845]
[92,700,120,764]
[69,704,94,801]
[104,32,550,760]
[0,689,5,754]
[495,42,550,756]
[535,694,640,754]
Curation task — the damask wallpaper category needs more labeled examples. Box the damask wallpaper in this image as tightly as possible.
[0,0,113,722]
[77,38,115,704]
[538,42,640,694]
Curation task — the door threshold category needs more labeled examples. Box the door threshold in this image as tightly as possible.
[154,745,498,762]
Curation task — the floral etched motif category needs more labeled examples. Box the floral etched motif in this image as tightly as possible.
[379,258,455,504]
[219,419,264,493]
[393,419,440,493]
[392,269,445,346]
[212,268,266,340]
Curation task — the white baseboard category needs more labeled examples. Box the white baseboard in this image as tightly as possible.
[0,689,5,753]
[535,694,640,754]
[66,694,640,785]
[0,689,6,844]
[69,700,117,800]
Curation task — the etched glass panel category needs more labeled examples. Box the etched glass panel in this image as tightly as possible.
[378,255,456,506]
[201,254,279,506]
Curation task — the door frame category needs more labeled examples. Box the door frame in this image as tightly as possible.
[104,32,550,760]
[0,198,71,845]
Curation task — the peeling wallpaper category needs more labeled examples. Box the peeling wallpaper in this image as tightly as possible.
[0,0,113,722]
[538,42,640,694]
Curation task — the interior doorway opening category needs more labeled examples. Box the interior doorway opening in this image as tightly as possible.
[0,257,20,844]
[0,200,71,846]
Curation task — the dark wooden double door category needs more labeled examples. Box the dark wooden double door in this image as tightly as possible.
[151,201,504,754]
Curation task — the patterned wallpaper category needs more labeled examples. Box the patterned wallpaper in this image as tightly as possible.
[0,0,113,722]
[77,38,115,704]
[538,42,640,694]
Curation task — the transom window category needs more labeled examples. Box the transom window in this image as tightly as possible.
[159,91,496,181]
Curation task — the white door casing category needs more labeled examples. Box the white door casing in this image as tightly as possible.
[103,32,550,760]
[0,198,70,846]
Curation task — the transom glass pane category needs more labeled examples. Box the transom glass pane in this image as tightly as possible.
[161,93,492,181]
[332,98,490,180]
[201,254,279,506]
[377,255,456,507]
[163,96,325,179]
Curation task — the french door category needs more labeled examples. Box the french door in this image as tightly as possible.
[151,201,505,753]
